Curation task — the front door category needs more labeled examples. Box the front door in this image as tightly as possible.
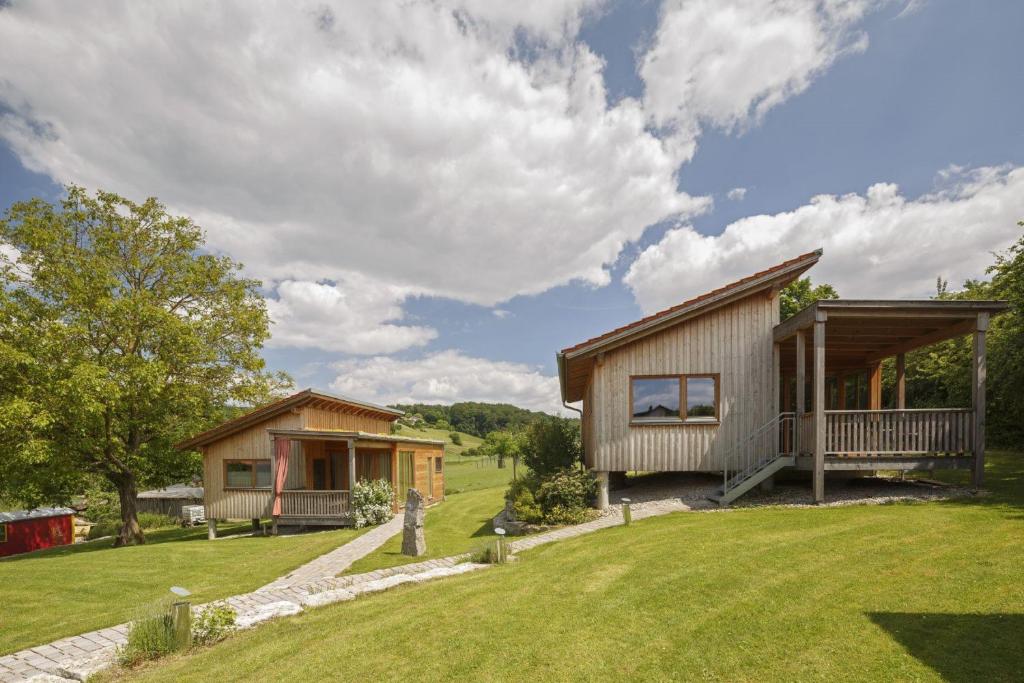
[312,458,327,490]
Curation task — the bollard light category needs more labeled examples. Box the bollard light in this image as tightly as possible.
[494,527,506,563]
[621,498,632,526]
[169,587,192,649]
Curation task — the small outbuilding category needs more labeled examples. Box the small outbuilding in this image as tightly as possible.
[0,508,76,558]
[136,483,205,517]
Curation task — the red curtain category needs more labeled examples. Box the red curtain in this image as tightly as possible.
[272,437,290,516]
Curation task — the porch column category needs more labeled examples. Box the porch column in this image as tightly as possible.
[390,443,400,512]
[867,362,882,410]
[347,438,357,491]
[813,312,826,503]
[895,353,906,409]
[772,342,781,418]
[972,313,989,487]
[595,471,609,510]
[271,436,290,535]
[795,330,806,457]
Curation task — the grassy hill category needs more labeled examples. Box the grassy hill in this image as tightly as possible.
[111,453,1024,682]
[390,423,483,459]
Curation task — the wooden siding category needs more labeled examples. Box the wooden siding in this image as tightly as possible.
[300,405,391,434]
[588,293,777,472]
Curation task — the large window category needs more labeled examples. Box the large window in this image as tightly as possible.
[397,450,415,502]
[224,459,272,489]
[0,523,6,543]
[630,374,719,424]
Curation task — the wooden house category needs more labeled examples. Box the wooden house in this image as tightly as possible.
[557,250,1008,506]
[176,389,445,536]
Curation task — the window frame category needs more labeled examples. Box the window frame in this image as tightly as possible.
[629,373,720,426]
[0,523,7,543]
[223,458,273,490]
[434,457,443,473]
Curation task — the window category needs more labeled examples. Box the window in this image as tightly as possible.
[0,523,6,543]
[434,457,443,473]
[630,374,719,424]
[397,450,415,502]
[224,459,272,489]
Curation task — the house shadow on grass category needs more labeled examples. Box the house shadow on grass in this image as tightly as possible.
[868,612,1024,682]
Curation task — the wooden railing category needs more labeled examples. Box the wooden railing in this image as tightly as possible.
[799,413,815,455]
[824,409,973,455]
[279,490,350,517]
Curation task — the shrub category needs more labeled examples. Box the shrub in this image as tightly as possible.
[449,432,462,446]
[505,474,542,523]
[523,417,582,476]
[470,539,508,564]
[191,604,236,647]
[535,467,596,515]
[351,479,394,528]
[88,511,177,540]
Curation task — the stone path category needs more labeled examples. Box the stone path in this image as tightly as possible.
[260,516,403,591]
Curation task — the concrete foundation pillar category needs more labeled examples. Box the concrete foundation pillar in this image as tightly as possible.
[595,471,609,510]
[207,518,217,540]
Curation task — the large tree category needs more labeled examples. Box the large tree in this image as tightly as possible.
[0,187,288,546]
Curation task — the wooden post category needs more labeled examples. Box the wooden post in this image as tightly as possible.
[595,471,609,510]
[867,362,882,410]
[795,330,806,457]
[813,313,826,503]
[895,353,906,410]
[972,313,989,488]
[390,443,400,513]
[773,342,781,418]
[207,518,217,540]
[347,439,357,491]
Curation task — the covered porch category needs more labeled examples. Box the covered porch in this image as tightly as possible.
[773,300,1008,503]
[266,430,435,529]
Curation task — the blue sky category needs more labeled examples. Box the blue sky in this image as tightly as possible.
[2,0,1023,414]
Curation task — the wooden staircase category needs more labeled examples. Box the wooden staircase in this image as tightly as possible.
[709,412,795,506]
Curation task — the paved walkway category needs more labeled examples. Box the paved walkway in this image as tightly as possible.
[0,498,695,682]
[260,516,403,591]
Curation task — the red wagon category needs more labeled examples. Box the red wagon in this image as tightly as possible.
[0,508,76,558]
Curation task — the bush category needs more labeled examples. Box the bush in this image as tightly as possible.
[87,511,178,540]
[350,479,394,528]
[523,418,582,476]
[535,467,596,515]
[470,539,508,564]
[504,467,595,526]
[192,604,236,647]
[449,432,462,446]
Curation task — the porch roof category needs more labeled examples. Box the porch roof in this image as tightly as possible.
[265,428,445,447]
[774,299,1009,372]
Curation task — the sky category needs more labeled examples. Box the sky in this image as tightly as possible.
[1,0,1022,415]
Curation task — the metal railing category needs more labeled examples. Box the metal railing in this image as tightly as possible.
[279,490,350,517]
[722,412,795,497]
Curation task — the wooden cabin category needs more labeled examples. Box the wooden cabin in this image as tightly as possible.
[0,508,75,558]
[176,389,445,536]
[557,249,1008,506]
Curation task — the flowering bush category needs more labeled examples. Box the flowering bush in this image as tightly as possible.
[351,478,395,528]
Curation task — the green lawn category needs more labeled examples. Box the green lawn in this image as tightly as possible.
[345,485,505,574]
[444,457,514,494]
[113,451,1024,682]
[0,523,368,655]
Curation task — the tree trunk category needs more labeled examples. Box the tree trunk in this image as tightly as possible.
[111,474,146,547]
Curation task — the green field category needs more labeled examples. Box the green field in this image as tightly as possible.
[390,423,514,493]
[0,523,369,655]
[390,424,483,459]
[111,451,1024,682]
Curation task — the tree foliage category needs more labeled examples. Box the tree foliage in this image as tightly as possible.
[522,417,582,476]
[0,187,289,545]
[391,401,553,437]
[779,277,839,320]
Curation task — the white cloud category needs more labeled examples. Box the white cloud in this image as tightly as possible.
[330,350,567,415]
[492,309,512,319]
[625,165,1024,312]
[0,0,704,311]
[641,0,882,159]
[727,187,748,201]
[266,278,436,354]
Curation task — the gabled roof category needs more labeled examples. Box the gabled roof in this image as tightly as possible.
[175,389,403,451]
[557,249,822,402]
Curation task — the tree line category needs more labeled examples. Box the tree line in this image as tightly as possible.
[392,401,557,438]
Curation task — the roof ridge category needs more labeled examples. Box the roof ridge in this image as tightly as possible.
[560,249,822,356]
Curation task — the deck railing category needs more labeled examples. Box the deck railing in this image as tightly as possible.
[824,409,973,455]
[279,490,350,517]
[799,413,815,455]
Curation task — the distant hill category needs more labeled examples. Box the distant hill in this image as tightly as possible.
[389,401,562,438]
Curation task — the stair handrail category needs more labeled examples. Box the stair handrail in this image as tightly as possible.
[722,412,796,496]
